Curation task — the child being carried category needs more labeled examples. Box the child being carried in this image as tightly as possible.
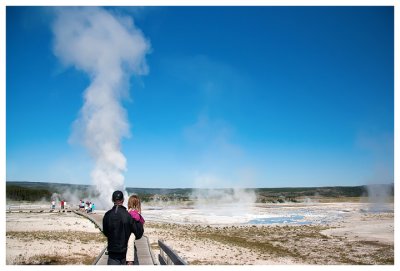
[126,194,145,265]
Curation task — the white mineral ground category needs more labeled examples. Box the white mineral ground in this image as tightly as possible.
[6,201,394,265]
[6,211,106,265]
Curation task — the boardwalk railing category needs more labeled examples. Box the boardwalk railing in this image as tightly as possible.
[158,240,187,265]
[92,246,108,265]
[72,210,103,231]
[6,205,75,213]
[7,205,55,211]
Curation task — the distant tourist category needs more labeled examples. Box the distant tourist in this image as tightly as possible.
[91,202,95,214]
[126,194,145,265]
[79,200,85,211]
[51,200,55,210]
[103,191,144,265]
[84,201,89,212]
[87,202,93,213]
[61,200,65,210]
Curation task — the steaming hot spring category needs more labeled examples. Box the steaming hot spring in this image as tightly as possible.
[136,201,393,226]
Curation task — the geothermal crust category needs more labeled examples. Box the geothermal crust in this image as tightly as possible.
[143,202,394,265]
[6,202,394,265]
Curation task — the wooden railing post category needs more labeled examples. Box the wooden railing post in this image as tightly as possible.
[158,240,187,265]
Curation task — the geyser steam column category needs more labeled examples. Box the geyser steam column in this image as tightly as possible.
[52,7,150,208]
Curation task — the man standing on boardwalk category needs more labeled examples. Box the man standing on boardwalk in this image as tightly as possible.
[103,190,144,265]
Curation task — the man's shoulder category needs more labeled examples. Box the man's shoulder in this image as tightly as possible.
[103,208,114,218]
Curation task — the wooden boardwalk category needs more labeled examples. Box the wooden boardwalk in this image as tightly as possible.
[72,210,156,265]
[7,206,183,265]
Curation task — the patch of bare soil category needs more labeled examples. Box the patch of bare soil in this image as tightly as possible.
[6,212,106,265]
[145,213,394,265]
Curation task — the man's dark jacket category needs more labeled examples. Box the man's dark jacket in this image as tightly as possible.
[103,204,144,258]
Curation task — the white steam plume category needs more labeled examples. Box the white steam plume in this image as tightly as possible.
[52,7,150,208]
[190,173,256,216]
[366,183,393,212]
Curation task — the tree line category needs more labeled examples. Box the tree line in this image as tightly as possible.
[6,184,52,201]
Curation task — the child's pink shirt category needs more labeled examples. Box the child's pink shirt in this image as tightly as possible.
[128,209,145,224]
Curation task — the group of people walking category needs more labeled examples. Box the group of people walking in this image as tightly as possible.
[103,190,145,265]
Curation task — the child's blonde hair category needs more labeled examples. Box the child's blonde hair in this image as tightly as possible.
[128,194,141,213]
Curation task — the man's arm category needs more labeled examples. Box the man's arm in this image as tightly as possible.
[130,217,144,240]
[102,214,109,237]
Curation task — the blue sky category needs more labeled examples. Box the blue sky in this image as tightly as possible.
[6,6,394,188]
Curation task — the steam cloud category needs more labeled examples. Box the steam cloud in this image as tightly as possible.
[366,183,394,212]
[52,7,150,208]
[190,174,256,216]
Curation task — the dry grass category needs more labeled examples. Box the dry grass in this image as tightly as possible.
[146,222,394,265]
[7,230,106,243]
[15,253,97,265]
[7,230,106,265]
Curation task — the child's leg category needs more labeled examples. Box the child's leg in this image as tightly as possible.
[126,233,136,264]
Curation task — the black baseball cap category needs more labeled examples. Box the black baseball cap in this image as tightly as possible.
[112,190,124,202]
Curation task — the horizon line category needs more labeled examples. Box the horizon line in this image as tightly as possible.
[6,180,394,190]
